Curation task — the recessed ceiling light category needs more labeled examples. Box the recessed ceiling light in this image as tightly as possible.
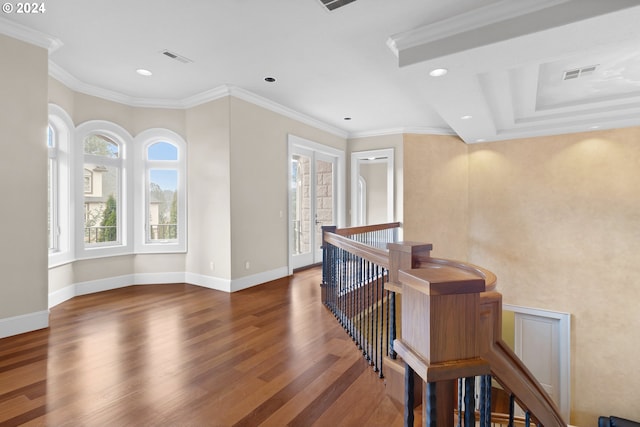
[136,69,153,76]
[476,138,486,143]
[590,125,600,129]
[461,115,473,120]
[429,68,448,77]
[344,117,352,121]
[264,77,276,82]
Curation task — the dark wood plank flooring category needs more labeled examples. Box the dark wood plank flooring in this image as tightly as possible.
[0,267,413,426]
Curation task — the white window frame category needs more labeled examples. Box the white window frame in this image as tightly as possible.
[75,120,133,259]
[48,104,74,267]
[134,129,187,253]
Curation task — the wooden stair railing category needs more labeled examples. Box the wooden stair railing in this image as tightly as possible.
[321,223,400,376]
[321,229,567,426]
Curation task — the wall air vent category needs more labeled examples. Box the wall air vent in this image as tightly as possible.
[318,0,357,11]
[160,49,193,64]
[563,64,598,80]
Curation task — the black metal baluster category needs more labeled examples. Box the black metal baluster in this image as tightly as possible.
[508,394,515,427]
[350,252,356,338]
[458,378,463,427]
[373,264,379,372]
[356,260,362,350]
[384,273,389,360]
[324,241,330,301]
[378,268,385,376]
[404,363,415,427]
[480,375,491,427]
[341,249,347,327]
[464,377,475,427]
[426,382,437,427]
[362,255,368,360]
[335,248,341,319]
[364,257,370,359]
[350,253,355,340]
[389,290,396,359]
[367,265,377,365]
[348,251,353,334]
[362,258,368,350]
[525,411,531,427]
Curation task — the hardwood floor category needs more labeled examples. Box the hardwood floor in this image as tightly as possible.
[0,268,412,426]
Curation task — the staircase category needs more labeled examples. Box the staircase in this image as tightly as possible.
[321,223,567,427]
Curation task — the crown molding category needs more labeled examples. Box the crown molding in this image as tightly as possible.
[0,16,62,52]
[179,86,231,109]
[49,61,134,105]
[349,126,456,139]
[387,0,568,57]
[48,60,348,137]
[228,86,349,138]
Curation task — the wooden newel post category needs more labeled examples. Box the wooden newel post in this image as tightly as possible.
[387,242,433,285]
[393,262,490,427]
[320,226,337,303]
[386,243,433,379]
[321,225,337,249]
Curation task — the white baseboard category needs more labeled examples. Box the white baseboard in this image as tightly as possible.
[49,285,76,308]
[47,267,290,310]
[0,310,49,339]
[49,272,186,308]
[230,267,289,292]
[184,272,231,292]
[182,267,290,292]
[75,274,135,297]
[134,272,187,285]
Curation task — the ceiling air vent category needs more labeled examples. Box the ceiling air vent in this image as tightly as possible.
[318,0,357,11]
[160,49,193,64]
[562,64,598,81]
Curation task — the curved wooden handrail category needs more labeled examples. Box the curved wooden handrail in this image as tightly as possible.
[323,231,390,268]
[415,256,497,292]
[479,292,567,427]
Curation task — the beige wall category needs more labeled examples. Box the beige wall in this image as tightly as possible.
[404,128,640,424]
[347,134,403,227]
[467,129,640,425]
[185,98,232,279]
[0,35,49,319]
[403,133,469,260]
[228,97,346,279]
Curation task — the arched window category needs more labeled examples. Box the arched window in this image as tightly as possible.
[75,121,132,258]
[48,104,73,266]
[134,129,187,253]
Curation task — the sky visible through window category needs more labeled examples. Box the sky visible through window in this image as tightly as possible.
[150,169,177,191]
[148,142,178,191]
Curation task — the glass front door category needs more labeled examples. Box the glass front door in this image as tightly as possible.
[290,147,336,269]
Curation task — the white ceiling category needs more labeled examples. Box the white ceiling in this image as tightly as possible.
[2,0,640,142]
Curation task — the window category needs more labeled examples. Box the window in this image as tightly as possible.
[75,121,132,258]
[83,134,120,244]
[47,125,58,252]
[134,129,187,253]
[50,115,185,262]
[48,104,73,266]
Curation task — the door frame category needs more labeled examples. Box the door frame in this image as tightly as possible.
[287,134,345,274]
